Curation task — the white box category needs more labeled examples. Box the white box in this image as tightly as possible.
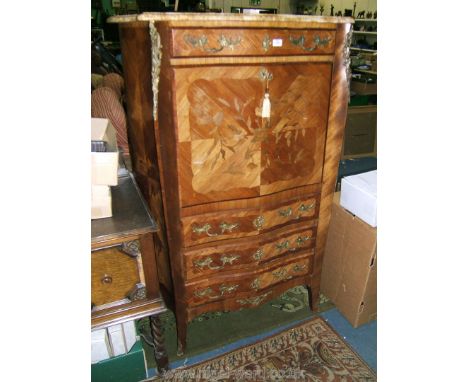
[107,324,127,356]
[122,321,137,351]
[91,329,111,364]
[91,118,119,186]
[340,170,377,227]
[91,185,112,219]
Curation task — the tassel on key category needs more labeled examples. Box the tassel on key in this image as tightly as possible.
[261,90,271,119]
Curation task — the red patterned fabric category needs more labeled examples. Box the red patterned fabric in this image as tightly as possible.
[91,87,129,155]
[102,73,125,99]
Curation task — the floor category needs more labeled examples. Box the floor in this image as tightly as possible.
[147,307,377,378]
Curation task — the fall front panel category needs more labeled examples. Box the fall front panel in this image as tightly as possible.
[175,62,332,207]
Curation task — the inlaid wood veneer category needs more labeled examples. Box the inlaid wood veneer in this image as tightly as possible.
[110,13,352,355]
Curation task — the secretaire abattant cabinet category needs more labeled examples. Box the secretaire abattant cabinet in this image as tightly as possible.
[109,13,353,355]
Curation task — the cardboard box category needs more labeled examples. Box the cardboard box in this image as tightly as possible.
[91,118,119,186]
[91,185,112,219]
[340,170,377,227]
[321,193,376,328]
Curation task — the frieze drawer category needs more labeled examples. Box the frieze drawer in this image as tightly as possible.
[91,240,147,309]
[185,256,310,306]
[184,224,316,281]
[182,195,319,247]
[171,28,336,57]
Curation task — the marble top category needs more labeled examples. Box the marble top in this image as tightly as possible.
[108,12,354,24]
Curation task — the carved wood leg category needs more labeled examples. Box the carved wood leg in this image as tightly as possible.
[175,313,187,356]
[307,284,320,313]
[149,315,169,373]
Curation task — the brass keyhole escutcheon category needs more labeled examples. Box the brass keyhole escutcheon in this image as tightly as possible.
[101,274,113,284]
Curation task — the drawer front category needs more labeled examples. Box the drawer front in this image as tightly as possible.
[182,195,319,247]
[91,240,146,308]
[186,256,310,306]
[184,225,316,281]
[172,28,336,57]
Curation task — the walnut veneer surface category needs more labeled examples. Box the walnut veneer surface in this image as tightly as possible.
[109,13,353,354]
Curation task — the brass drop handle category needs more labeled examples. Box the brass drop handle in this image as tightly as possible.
[289,34,331,51]
[194,284,239,299]
[101,275,113,284]
[296,202,316,219]
[237,291,272,306]
[193,254,240,270]
[296,235,312,246]
[184,34,242,53]
[275,240,290,251]
[278,207,292,217]
[192,221,240,237]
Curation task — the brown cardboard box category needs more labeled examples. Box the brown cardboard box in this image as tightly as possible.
[321,193,376,327]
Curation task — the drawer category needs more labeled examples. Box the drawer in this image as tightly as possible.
[91,240,146,308]
[171,28,336,57]
[184,224,316,281]
[186,255,311,306]
[181,194,319,247]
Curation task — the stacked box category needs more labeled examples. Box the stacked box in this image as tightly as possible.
[321,193,377,328]
[340,170,377,227]
[91,118,119,219]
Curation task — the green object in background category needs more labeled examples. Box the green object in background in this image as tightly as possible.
[91,340,147,382]
[349,95,370,106]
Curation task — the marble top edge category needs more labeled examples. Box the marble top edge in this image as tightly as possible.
[108,12,354,24]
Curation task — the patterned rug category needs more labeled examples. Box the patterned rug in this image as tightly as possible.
[138,287,335,366]
[145,316,376,381]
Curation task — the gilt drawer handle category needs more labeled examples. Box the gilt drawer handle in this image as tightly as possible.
[278,207,292,217]
[293,264,306,273]
[253,215,265,230]
[193,254,240,270]
[219,222,240,234]
[296,235,312,246]
[252,248,264,261]
[298,202,315,212]
[192,222,239,237]
[194,284,239,299]
[272,268,293,281]
[289,35,331,51]
[250,278,261,291]
[237,291,272,306]
[192,223,217,237]
[275,240,290,251]
[184,34,242,53]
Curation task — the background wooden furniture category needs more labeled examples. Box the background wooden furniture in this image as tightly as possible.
[110,13,353,355]
[91,171,168,372]
[341,105,377,159]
